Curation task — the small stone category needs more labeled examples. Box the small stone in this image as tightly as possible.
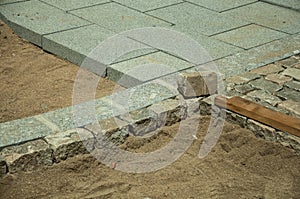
[177,71,218,98]
[285,80,300,91]
[265,74,293,84]
[276,88,300,102]
[247,90,281,106]
[234,84,255,94]
[225,110,247,128]
[251,64,284,75]
[276,57,299,68]
[278,100,300,119]
[229,72,261,84]
[277,131,300,151]
[282,68,300,81]
[250,78,282,94]
[246,119,277,141]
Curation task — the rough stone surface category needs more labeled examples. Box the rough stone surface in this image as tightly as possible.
[282,68,300,81]
[277,131,300,152]
[226,110,247,128]
[246,119,277,141]
[247,90,282,106]
[184,97,202,117]
[0,156,7,178]
[277,56,300,67]
[285,80,300,91]
[114,0,183,12]
[250,64,284,75]
[41,0,110,11]
[276,88,300,102]
[0,139,53,172]
[250,78,282,94]
[234,84,255,94]
[265,74,293,84]
[278,100,300,119]
[177,71,218,98]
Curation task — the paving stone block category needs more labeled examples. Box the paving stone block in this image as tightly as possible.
[45,129,91,162]
[177,71,218,98]
[246,119,277,141]
[261,0,300,11]
[223,2,300,34]
[276,56,300,68]
[250,78,282,94]
[278,100,300,119]
[114,0,183,12]
[265,74,292,84]
[282,68,300,81]
[70,2,171,33]
[41,0,110,11]
[186,0,257,12]
[247,90,282,106]
[108,51,193,88]
[213,24,287,49]
[250,64,284,75]
[234,84,255,94]
[0,139,53,172]
[226,72,261,84]
[276,88,300,102]
[148,2,249,36]
[0,117,52,148]
[0,0,90,45]
[285,80,300,91]
[0,0,29,5]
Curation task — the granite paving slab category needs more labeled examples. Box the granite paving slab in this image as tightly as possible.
[114,0,183,12]
[0,0,91,45]
[0,0,28,5]
[108,51,194,87]
[70,2,171,33]
[43,24,155,69]
[261,0,300,11]
[213,24,288,49]
[40,0,110,11]
[185,0,257,12]
[147,2,250,36]
[223,2,300,34]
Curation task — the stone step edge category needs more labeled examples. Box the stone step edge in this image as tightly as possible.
[1,95,299,177]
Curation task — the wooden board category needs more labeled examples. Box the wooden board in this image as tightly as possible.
[215,96,300,137]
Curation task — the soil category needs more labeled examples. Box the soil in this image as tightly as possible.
[0,116,300,199]
[0,19,122,123]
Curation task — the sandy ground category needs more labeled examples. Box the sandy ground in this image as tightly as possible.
[0,116,299,199]
[0,19,122,123]
[0,20,299,199]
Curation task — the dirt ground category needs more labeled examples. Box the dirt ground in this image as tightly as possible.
[0,20,300,199]
[0,116,300,199]
[0,19,122,123]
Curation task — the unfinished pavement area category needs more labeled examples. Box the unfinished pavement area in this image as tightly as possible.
[0,0,300,173]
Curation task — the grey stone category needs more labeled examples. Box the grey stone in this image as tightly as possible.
[226,72,260,84]
[185,0,257,12]
[282,68,300,81]
[277,56,300,68]
[70,2,171,33]
[0,0,29,5]
[277,131,300,152]
[285,81,300,91]
[250,64,284,75]
[225,110,247,128]
[276,88,300,102]
[247,90,282,106]
[0,139,53,172]
[0,117,52,148]
[261,0,300,11]
[0,0,90,45]
[114,0,183,12]
[213,24,287,50]
[148,2,249,36]
[278,100,300,119]
[250,78,282,94]
[234,84,255,94]
[184,97,202,117]
[223,2,300,34]
[0,156,7,178]
[41,0,109,11]
[246,119,277,141]
[177,71,218,98]
[265,74,293,85]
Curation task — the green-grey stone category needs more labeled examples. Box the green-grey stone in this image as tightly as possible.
[247,90,282,106]
[70,2,171,33]
[234,84,255,94]
[223,2,300,34]
[41,0,110,11]
[276,88,300,102]
[213,24,288,49]
[0,0,29,5]
[261,0,300,11]
[250,78,282,94]
[114,0,183,12]
[285,81,300,91]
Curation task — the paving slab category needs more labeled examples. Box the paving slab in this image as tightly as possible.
[147,2,250,36]
[114,0,183,12]
[213,24,288,49]
[0,0,90,45]
[0,117,52,148]
[108,51,194,87]
[261,0,300,11]
[40,0,110,11]
[185,0,257,12]
[43,24,155,69]
[70,2,171,33]
[0,0,28,5]
[223,2,300,34]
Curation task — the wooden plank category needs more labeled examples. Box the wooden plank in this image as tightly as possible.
[215,95,300,137]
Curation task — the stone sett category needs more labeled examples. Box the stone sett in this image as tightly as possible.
[234,84,255,95]
[278,100,300,119]
[250,64,284,75]
[265,74,293,85]
[276,56,300,68]
[247,90,281,106]
[285,81,300,91]
[250,78,282,94]
[276,88,300,102]
[282,68,300,81]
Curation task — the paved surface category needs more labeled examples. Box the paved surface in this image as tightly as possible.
[0,0,300,148]
[0,0,300,87]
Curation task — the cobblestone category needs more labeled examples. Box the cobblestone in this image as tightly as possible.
[278,100,300,119]
[265,74,293,85]
[247,90,282,106]
[285,80,300,91]
[276,88,300,102]
[250,64,284,75]
[250,78,282,94]
[282,68,300,81]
